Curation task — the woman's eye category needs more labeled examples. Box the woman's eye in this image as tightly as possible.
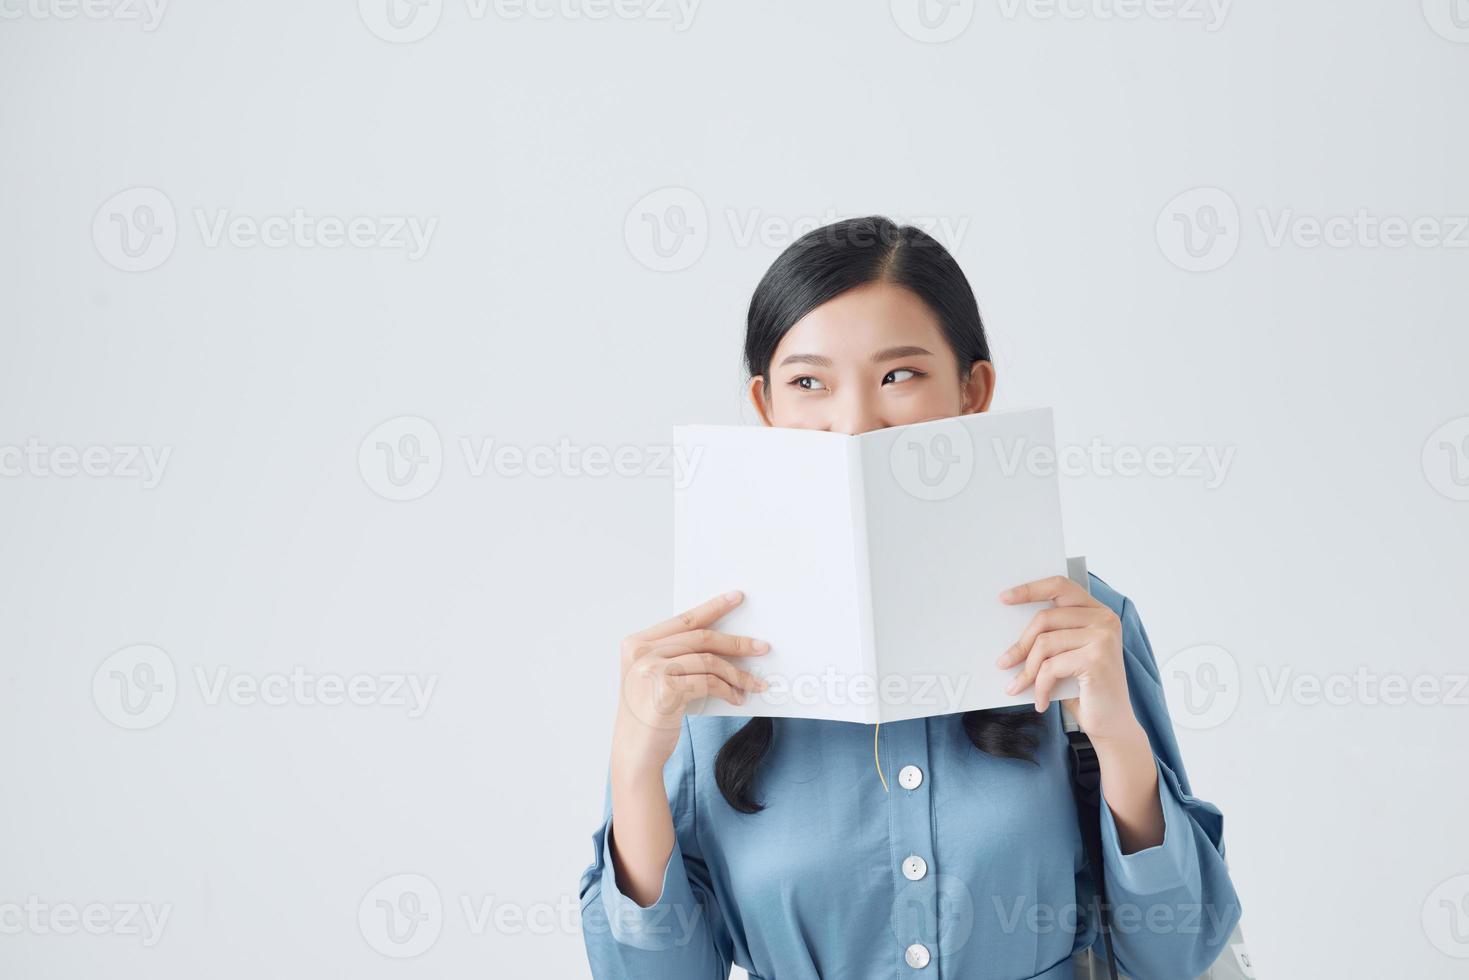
[883,368,922,384]
[790,376,826,391]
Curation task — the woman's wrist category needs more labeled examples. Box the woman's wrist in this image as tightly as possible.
[1088,716,1150,752]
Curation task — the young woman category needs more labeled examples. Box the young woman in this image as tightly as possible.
[579,216,1242,980]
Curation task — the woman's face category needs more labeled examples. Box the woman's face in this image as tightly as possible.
[748,281,995,435]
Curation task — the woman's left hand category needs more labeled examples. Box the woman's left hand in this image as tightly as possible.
[995,576,1143,743]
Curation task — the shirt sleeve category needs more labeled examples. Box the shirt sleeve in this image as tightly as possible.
[1087,584,1244,979]
[578,715,733,978]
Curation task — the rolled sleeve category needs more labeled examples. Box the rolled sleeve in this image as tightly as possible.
[1099,754,1202,897]
[593,814,707,951]
[577,716,731,978]
[1081,576,1244,978]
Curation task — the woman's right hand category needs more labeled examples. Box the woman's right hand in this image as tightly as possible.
[612,590,771,779]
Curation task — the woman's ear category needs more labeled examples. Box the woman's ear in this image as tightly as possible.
[962,360,996,414]
[747,375,774,426]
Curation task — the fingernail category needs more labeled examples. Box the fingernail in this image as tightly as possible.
[1004,680,1018,695]
[752,639,770,653]
[998,588,1017,602]
[725,590,743,602]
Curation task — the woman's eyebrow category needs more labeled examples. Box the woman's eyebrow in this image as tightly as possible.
[777,353,833,368]
[871,345,934,362]
[777,346,934,369]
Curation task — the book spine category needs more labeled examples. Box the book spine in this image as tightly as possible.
[847,437,880,725]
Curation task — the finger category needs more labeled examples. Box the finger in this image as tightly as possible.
[996,606,1099,667]
[665,651,768,695]
[671,672,748,708]
[1005,627,1095,695]
[1033,649,1088,713]
[658,628,770,659]
[632,590,746,643]
[998,576,1097,609]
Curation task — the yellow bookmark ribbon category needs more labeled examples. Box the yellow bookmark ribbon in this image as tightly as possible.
[873,721,888,792]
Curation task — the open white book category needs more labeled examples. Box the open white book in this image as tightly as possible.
[673,407,1076,724]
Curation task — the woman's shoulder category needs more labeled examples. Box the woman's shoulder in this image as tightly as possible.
[1084,571,1163,679]
[1084,569,1129,616]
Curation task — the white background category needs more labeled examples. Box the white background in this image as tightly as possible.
[2,0,1467,977]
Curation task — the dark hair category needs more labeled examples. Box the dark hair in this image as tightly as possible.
[716,215,1046,814]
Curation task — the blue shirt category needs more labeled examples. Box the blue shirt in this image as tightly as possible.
[579,574,1243,979]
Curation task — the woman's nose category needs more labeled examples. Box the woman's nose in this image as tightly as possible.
[829,395,885,435]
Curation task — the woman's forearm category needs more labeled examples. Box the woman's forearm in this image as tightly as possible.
[608,750,677,908]
[1092,721,1166,853]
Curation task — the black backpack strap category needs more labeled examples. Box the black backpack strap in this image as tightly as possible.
[1067,729,1119,980]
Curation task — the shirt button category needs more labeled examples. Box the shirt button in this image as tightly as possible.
[902,855,928,881]
[898,765,923,790]
[905,943,931,968]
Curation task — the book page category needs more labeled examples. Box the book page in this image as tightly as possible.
[673,425,874,724]
[856,408,1075,722]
